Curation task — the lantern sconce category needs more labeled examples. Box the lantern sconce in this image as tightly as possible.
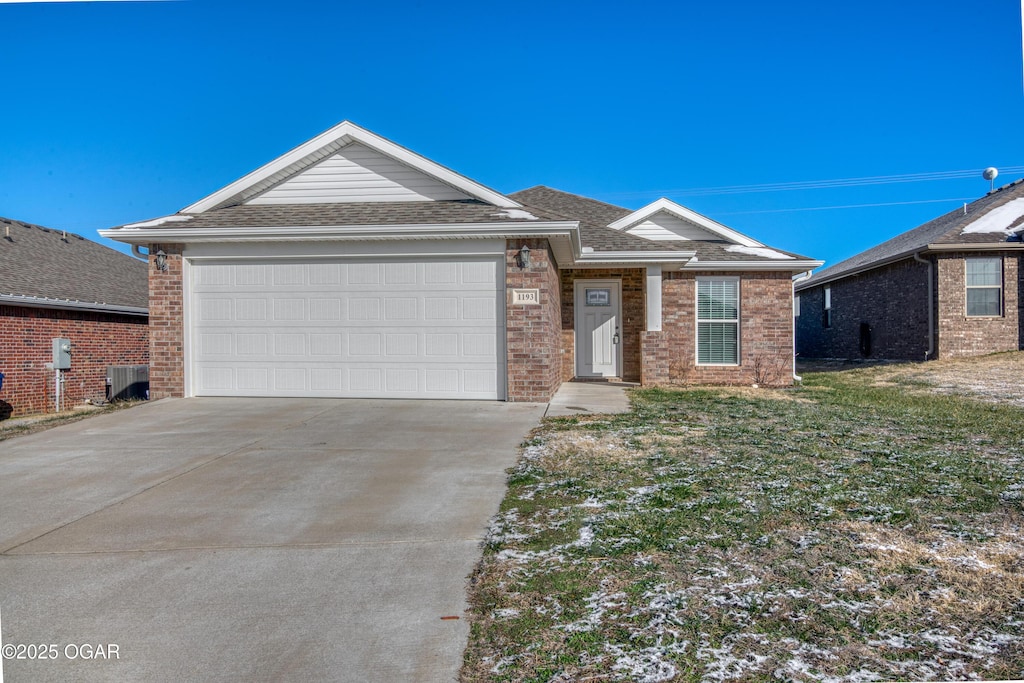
[517,244,531,270]
[154,249,168,272]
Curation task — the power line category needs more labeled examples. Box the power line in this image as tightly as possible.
[601,167,1024,199]
[715,198,976,216]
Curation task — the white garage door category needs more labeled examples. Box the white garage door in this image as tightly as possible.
[189,257,505,399]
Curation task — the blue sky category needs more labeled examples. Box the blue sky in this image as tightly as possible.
[1,0,1022,270]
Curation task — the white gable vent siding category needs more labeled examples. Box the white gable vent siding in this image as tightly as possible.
[247,143,472,205]
[627,211,728,242]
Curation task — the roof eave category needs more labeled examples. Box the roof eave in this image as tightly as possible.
[100,221,579,244]
[796,242,1024,291]
[0,294,148,317]
[685,259,823,272]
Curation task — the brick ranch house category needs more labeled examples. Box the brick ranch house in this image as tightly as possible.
[100,121,820,402]
[0,217,149,417]
[796,179,1024,361]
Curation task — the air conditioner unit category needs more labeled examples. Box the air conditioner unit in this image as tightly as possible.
[106,365,150,402]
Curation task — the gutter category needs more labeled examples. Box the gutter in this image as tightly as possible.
[0,294,148,317]
[912,251,935,360]
[685,259,823,273]
[791,270,814,382]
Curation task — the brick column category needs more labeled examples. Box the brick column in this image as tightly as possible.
[505,239,562,402]
[148,244,185,399]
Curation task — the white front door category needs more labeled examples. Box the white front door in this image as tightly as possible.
[574,280,621,378]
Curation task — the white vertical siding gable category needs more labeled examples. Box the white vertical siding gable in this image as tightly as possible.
[247,142,472,205]
[626,211,731,242]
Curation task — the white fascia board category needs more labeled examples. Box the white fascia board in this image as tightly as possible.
[99,221,578,245]
[607,198,763,247]
[573,250,696,265]
[181,121,521,214]
[0,294,148,317]
[685,259,824,272]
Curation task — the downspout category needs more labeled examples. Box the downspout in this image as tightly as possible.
[912,251,934,360]
[792,270,813,382]
[131,244,149,260]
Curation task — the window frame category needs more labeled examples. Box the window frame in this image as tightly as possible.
[964,257,1003,317]
[695,276,740,366]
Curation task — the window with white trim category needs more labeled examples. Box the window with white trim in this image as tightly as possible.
[697,277,739,365]
[965,257,1002,317]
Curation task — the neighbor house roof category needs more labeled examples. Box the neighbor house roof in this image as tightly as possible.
[798,178,1024,291]
[0,217,148,315]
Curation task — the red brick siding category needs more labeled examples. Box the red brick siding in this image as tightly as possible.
[560,269,645,382]
[505,240,562,402]
[0,305,148,417]
[796,258,932,361]
[646,271,795,387]
[148,244,185,399]
[936,252,1021,358]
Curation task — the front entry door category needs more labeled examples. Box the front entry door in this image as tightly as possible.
[574,280,622,378]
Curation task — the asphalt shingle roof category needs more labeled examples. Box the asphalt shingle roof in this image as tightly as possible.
[801,179,1024,288]
[0,217,148,309]
[510,186,688,253]
[128,200,569,230]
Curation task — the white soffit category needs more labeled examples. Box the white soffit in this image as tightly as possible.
[182,121,521,213]
[607,198,762,247]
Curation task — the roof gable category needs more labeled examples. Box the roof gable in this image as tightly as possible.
[626,210,731,242]
[183,121,519,213]
[607,198,762,247]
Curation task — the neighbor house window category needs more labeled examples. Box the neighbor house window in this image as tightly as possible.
[697,277,739,365]
[965,257,1002,316]
[794,294,801,317]
[823,286,832,328]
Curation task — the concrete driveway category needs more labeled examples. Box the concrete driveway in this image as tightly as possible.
[0,397,545,682]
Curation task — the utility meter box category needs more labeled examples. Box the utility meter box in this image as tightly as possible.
[52,338,72,370]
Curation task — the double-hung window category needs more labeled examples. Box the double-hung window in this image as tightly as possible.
[965,257,1002,317]
[697,277,739,365]
[823,286,832,328]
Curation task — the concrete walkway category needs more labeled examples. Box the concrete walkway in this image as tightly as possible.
[545,381,635,417]
[0,397,545,683]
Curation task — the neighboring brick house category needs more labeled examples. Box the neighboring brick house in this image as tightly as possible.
[0,217,149,417]
[796,179,1024,361]
[100,121,820,402]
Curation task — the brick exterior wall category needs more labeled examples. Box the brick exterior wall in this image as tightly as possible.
[796,253,1023,362]
[560,269,645,382]
[505,239,563,402]
[796,258,932,361]
[148,244,186,399]
[643,271,795,387]
[936,252,1021,358]
[0,305,148,417]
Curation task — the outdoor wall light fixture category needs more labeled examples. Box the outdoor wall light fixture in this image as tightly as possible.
[154,249,168,272]
[517,244,531,269]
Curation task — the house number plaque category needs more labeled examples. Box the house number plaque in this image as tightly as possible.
[512,289,540,305]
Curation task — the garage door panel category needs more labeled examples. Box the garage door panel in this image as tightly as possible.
[191,257,504,399]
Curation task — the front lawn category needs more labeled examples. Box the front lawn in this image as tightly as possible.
[462,363,1024,681]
